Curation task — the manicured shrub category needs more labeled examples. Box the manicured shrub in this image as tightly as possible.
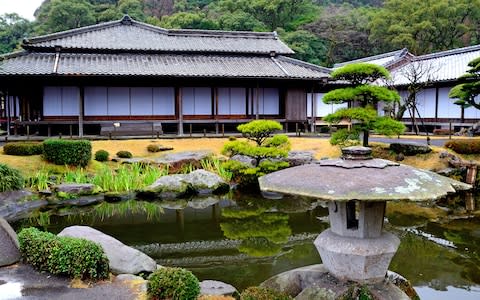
[116,150,133,158]
[43,139,91,167]
[240,287,292,300]
[95,150,110,162]
[445,140,480,154]
[17,227,109,280]
[330,128,360,146]
[3,142,43,156]
[147,267,200,300]
[147,144,161,153]
[0,163,24,192]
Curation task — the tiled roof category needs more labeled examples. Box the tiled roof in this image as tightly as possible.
[334,49,411,68]
[0,51,329,79]
[390,45,480,85]
[23,15,294,55]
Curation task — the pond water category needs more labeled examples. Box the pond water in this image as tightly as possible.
[14,193,480,299]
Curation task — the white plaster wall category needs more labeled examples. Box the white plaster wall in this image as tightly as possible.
[153,87,175,115]
[464,95,480,119]
[438,87,461,118]
[130,87,152,116]
[84,87,107,116]
[414,88,436,118]
[108,87,130,116]
[307,93,347,117]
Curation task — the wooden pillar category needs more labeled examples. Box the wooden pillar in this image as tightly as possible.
[78,86,84,137]
[435,87,439,122]
[176,87,183,136]
[255,82,260,120]
[311,88,316,133]
[5,91,10,137]
[465,163,477,185]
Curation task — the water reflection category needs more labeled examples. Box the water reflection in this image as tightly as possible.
[11,193,480,298]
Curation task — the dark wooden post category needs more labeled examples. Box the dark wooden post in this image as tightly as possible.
[78,86,84,137]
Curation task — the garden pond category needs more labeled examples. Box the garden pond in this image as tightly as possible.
[12,192,480,300]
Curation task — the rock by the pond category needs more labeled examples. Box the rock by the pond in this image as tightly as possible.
[0,190,33,205]
[261,264,411,300]
[287,151,316,166]
[141,170,229,199]
[58,226,157,275]
[0,217,20,266]
[62,195,104,207]
[0,199,48,222]
[295,285,336,300]
[200,280,237,296]
[230,155,257,167]
[389,142,432,156]
[184,170,230,195]
[53,183,96,195]
[153,150,212,171]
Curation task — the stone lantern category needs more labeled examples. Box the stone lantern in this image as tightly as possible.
[259,146,471,284]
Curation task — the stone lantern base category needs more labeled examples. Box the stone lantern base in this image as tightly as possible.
[314,229,400,283]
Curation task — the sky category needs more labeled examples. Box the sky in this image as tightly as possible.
[0,0,44,20]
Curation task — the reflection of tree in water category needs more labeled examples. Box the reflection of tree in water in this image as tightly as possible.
[220,204,291,257]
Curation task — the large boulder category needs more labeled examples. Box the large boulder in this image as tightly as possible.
[153,151,213,172]
[230,155,257,167]
[58,226,157,275]
[287,151,316,167]
[200,280,237,296]
[389,142,432,156]
[140,170,229,199]
[0,217,20,266]
[53,183,96,195]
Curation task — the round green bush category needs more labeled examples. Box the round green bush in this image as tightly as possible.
[3,142,43,156]
[148,267,200,300]
[0,163,24,192]
[147,144,161,153]
[18,227,109,280]
[116,150,133,158]
[95,150,110,162]
[240,287,292,300]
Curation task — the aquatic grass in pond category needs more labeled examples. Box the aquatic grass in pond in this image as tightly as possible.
[93,200,163,221]
[200,158,233,182]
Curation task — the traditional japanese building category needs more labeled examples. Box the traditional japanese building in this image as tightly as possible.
[0,15,330,137]
[309,45,480,132]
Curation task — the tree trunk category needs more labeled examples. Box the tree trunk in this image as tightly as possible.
[362,129,369,147]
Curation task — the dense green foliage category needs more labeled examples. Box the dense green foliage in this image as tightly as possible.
[18,227,109,279]
[147,267,200,300]
[116,150,133,158]
[221,120,290,189]
[449,57,480,110]
[3,142,44,156]
[0,163,24,192]
[240,286,293,300]
[444,140,480,154]
[1,0,477,66]
[94,149,110,161]
[43,139,92,167]
[323,63,404,146]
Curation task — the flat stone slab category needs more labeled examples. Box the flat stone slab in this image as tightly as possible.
[53,183,96,195]
[287,151,316,166]
[261,264,413,300]
[200,280,237,296]
[58,226,157,275]
[390,142,432,156]
[259,159,471,202]
[0,218,20,266]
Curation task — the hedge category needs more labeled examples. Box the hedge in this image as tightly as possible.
[18,227,109,280]
[43,139,91,167]
[95,150,109,162]
[444,140,480,154]
[116,150,133,158]
[3,142,43,156]
[148,267,200,300]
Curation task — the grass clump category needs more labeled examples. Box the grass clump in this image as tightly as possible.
[116,150,133,158]
[18,227,109,280]
[240,286,292,300]
[94,150,109,162]
[147,267,200,300]
[43,139,91,167]
[0,163,24,192]
[3,142,43,156]
[147,144,162,152]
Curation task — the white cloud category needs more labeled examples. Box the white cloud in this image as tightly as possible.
[0,0,45,20]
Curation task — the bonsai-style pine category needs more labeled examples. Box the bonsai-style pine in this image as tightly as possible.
[323,63,405,146]
[449,57,480,109]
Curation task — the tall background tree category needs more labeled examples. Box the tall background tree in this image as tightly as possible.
[0,13,33,54]
[323,63,405,146]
